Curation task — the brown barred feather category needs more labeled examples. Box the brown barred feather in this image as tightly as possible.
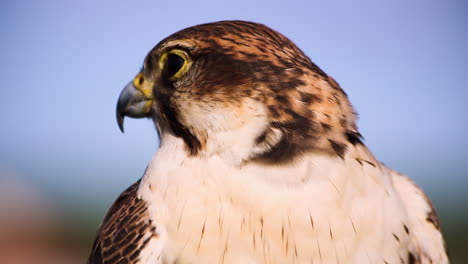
[88,180,157,264]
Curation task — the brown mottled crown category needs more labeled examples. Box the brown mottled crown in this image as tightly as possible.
[144,20,362,162]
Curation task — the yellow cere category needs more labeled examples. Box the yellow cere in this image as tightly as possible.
[132,73,153,99]
[132,73,144,88]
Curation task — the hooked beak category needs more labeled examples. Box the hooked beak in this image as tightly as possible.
[116,74,153,132]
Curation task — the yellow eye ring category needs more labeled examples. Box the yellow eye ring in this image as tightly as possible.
[159,49,192,80]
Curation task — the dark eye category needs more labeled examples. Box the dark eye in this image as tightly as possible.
[165,53,185,78]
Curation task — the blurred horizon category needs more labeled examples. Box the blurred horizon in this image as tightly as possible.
[1,0,467,263]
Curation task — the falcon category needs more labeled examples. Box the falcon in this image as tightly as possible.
[88,21,448,264]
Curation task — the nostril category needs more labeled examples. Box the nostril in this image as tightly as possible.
[133,73,145,87]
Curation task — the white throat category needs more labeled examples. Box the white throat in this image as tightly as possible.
[176,97,276,166]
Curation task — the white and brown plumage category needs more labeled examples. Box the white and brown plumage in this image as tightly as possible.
[88,21,449,264]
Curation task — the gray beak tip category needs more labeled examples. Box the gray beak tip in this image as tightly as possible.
[116,111,125,133]
[116,79,152,133]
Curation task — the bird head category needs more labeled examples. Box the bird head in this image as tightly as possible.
[117,21,361,165]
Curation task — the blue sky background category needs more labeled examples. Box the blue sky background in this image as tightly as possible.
[1,0,467,211]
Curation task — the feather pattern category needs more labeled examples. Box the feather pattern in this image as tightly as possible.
[88,180,159,264]
[391,169,449,264]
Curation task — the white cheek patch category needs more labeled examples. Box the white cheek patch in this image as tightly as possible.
[178,97,270,165]
[250,126,283,157]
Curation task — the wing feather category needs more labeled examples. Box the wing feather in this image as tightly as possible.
[391,170,449,264]
[88,180,157,264]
